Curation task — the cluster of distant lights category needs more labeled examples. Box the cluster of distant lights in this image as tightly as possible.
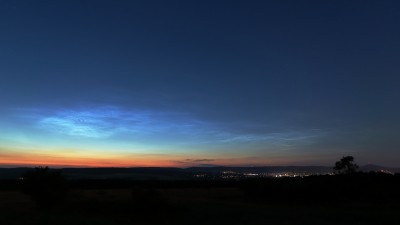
[193,171,333,179]
[194,169,397,179]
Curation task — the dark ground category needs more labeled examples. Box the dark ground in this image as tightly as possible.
[0,173,399,225]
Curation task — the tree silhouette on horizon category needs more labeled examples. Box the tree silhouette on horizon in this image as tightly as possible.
[334,156,359,174]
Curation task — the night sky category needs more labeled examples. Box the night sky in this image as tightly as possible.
[1,0,399,167]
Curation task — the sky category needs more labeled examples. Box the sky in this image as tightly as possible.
[0,0,399,167]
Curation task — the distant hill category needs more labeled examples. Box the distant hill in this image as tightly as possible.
[185,166,334,174]
[0,165,398,180]
[359,164,400,173]
[0,168,31,179]
[62,167,187,180]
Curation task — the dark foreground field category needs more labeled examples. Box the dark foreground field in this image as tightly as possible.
[1,174,399,225]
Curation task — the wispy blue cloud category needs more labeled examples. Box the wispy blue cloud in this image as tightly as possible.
[14,105,323,151]
[31,106,195,138]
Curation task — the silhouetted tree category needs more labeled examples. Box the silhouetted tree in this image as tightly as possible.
[21,166,68,208]
[334,156,359,174]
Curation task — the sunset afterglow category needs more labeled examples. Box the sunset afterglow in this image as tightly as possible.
[1,1,399,167]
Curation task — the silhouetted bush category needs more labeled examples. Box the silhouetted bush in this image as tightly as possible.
[21,166,68,208]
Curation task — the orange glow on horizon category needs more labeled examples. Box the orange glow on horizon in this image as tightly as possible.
[0,147,323,168]
[0,149,180,167]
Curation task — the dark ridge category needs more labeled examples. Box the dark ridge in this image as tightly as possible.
[0,165,399,180]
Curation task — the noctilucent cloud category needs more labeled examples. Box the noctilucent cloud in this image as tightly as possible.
[0,1,399,167]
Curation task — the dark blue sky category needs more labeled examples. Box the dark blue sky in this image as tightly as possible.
[0,0,399,167]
